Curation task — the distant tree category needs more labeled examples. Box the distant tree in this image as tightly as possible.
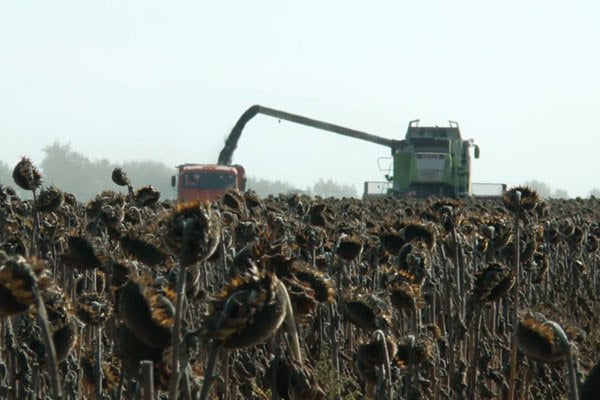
[40,141,102,199]
[312,178,357,198]
[523,180,552,198]
[246,177,301,197]
[0,160,12,188]
[246,177,358,198]
[589,188,600,198]
[552,188,569,199]
[40,141,176,201]
[523,180,568,199]
[122,160,176,200]
[10,141,357,201]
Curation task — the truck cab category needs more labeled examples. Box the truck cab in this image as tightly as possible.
[172,164,246,203]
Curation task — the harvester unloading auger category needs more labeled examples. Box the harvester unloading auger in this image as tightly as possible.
[218,105,505,198]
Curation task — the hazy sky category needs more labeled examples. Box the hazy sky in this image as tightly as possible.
[2,1,599,196]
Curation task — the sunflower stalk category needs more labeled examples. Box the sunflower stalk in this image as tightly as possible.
[198,340,223,400]
[30,188,40,257]
[440,246,455,390]
[507,190,521,400]
[468,309,483,400]
[95,326,103,398]
[277,280,302,365]
[328,237,342,384]
[140,360,154,400]
[116,371,125,400]
[32,282,62,398]
[405,335,416,399]
[222,349,230,400]
[545,321,579,400]
[168,220,194,400]
[270,352,281,400]
[32,362,40,397]
[375,329,393,400]
[181,369,192,400]
[4,318,18,400]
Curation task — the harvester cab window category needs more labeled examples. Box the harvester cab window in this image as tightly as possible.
[412,138,450,153]
[183,172,236,190]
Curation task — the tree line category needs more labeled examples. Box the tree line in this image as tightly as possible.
[0,141,357,200]
[4,142,598,201]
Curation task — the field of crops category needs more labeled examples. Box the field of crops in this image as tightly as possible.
[1,157,599,399]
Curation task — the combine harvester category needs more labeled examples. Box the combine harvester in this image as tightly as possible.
[218,105,505,199]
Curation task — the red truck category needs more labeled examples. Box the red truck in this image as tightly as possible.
[171,164,246,203]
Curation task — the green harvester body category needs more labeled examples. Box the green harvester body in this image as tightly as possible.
[387,121,475,197]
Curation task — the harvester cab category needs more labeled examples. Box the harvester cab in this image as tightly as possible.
[382,119,479,198]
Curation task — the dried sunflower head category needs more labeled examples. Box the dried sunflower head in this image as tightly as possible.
[119,274,175,348]
[200,267,286,349]
[12,156,42,191]
[115,324,163,378]
[234,220,259,246]
[166,265,203,300]
[355,356,378,385]
[222,189,245,211]
[111,167,131,187]
[342,292,392,331]
[23,286,78,364]
[397,240,431,284]
[516,312,568,363]
[295,225,325,250]
[482,215,513,251]
[81,355,121,397]
[134,185,160,207]
[471,262,514,303]
[389,269,423,312]
[52,315,78,363]
[379,226,405,256]
[289,261,335,304]
[581,359,600,400]
[357,334,397,367]
[110,260,131,289]
[568,226,585,248]
[0,254,51,317]
[266,356,325,400]
[63,192,77,206]
[281,276,317,322]
[308,203,334,228]
[394,335,433,367]
[22,314,78,365]
[244,190,263,209]
[119,232,167,267]
[161,200,221,266]
[336,235,363,261]
[64,235,104,270]
[76,292,111,326]
[400,221,436,250]
[430,199,461,230]
[99,201,125,227]
[503,186,540,212]
[586,234,599,253]
[36,186,64,212]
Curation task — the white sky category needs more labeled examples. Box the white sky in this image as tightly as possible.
[1,1,599,196]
